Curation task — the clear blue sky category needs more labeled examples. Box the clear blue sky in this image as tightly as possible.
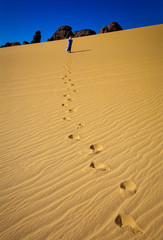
[0,0,162,45]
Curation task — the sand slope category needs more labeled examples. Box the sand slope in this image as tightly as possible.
[0,24,162,240]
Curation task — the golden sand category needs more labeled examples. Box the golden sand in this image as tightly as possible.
[0,24,162,240]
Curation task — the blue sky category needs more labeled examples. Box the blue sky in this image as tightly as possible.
[0,0,162,45]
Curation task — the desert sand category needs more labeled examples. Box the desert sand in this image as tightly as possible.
[0,24,162,240]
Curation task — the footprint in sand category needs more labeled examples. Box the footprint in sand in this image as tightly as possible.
[66,109,76,113]
[73,89,79,93]
[68,134,81,141]
[63,94,70,98]
[120,180,137,198]
[67,98,74,102]
[64,81,68,84]
[115,214,144,234]
[89,144,103,154]
[90,161,110,172]
[77,123,86,129]
[68,79,71,82]
[79,144,103,156]
[62,103,69,107]
[63,117,71,121]
[71,83,75,86]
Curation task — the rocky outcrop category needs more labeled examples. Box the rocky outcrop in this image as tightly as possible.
[23,41,29,45]
[0,22,123,48]
[58,26,72,31]
[48,26,73,41]
[31,30,41,43]
[0,42,21,48]
[99,26,108,34]
[0,31,40,48]
[74,29,96,37]
[108,22,123,32]
[99,22,123,34]
[48,26,96,41]
[0,42,12,48]
[11,42,21,46]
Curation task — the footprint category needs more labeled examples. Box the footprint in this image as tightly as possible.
[90,161,110,172]
[90,144,103,154]
[63,94,70,97]
[120,180,137,198]
[73,89,79,93]
[62,103,69,107]
[68,134,81,140]
[67,98,74,102]
[64,81,68,84]
[63,117,71,121]
[77,123,85,129]
[68,79,71,82]
[79,144,103,156]
[115,214,144,234]
[71,83,75,86]
[66,109,76,113]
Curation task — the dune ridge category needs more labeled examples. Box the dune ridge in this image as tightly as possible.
[0,24,163,240]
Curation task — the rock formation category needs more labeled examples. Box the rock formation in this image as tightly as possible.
[0,42,12,48]
[99,22,123,34]
[31,30,41,43]
[23,41,29,45]
[48,26,96,41]
[0,42,21,48]
[0,22,123,47]
[99,26,108,34]
[11,42,21,46]
[108,22,123,32]
[73,29,96,37]
[48,26,73,41]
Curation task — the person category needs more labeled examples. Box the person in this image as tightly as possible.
[66,37,73,53]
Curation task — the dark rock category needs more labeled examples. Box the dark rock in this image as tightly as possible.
[48,26,74,41]
[58,26,72,31]
[31,30,41,43]
[5,42,12,47]
[99,26,108,34]
[11,42,21,46]
[1,42,21,48]
[23,41,29,45]
[108,22,123,32]
[52,30,73,40]
[73,31,79,36]
[0,42,12,48]
[73,29,96,38]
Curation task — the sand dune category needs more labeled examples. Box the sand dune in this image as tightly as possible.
[0,24,162,240]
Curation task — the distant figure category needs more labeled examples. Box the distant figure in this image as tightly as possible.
[66,37,73,53]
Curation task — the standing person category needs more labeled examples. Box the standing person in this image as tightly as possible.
[66,37,73,53]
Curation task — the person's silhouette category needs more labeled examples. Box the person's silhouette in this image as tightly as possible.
[66,37,73,53]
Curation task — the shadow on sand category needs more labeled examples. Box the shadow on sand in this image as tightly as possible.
[71,49,92,53]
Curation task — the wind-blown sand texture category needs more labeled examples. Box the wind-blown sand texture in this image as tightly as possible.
[0,24,162,240]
